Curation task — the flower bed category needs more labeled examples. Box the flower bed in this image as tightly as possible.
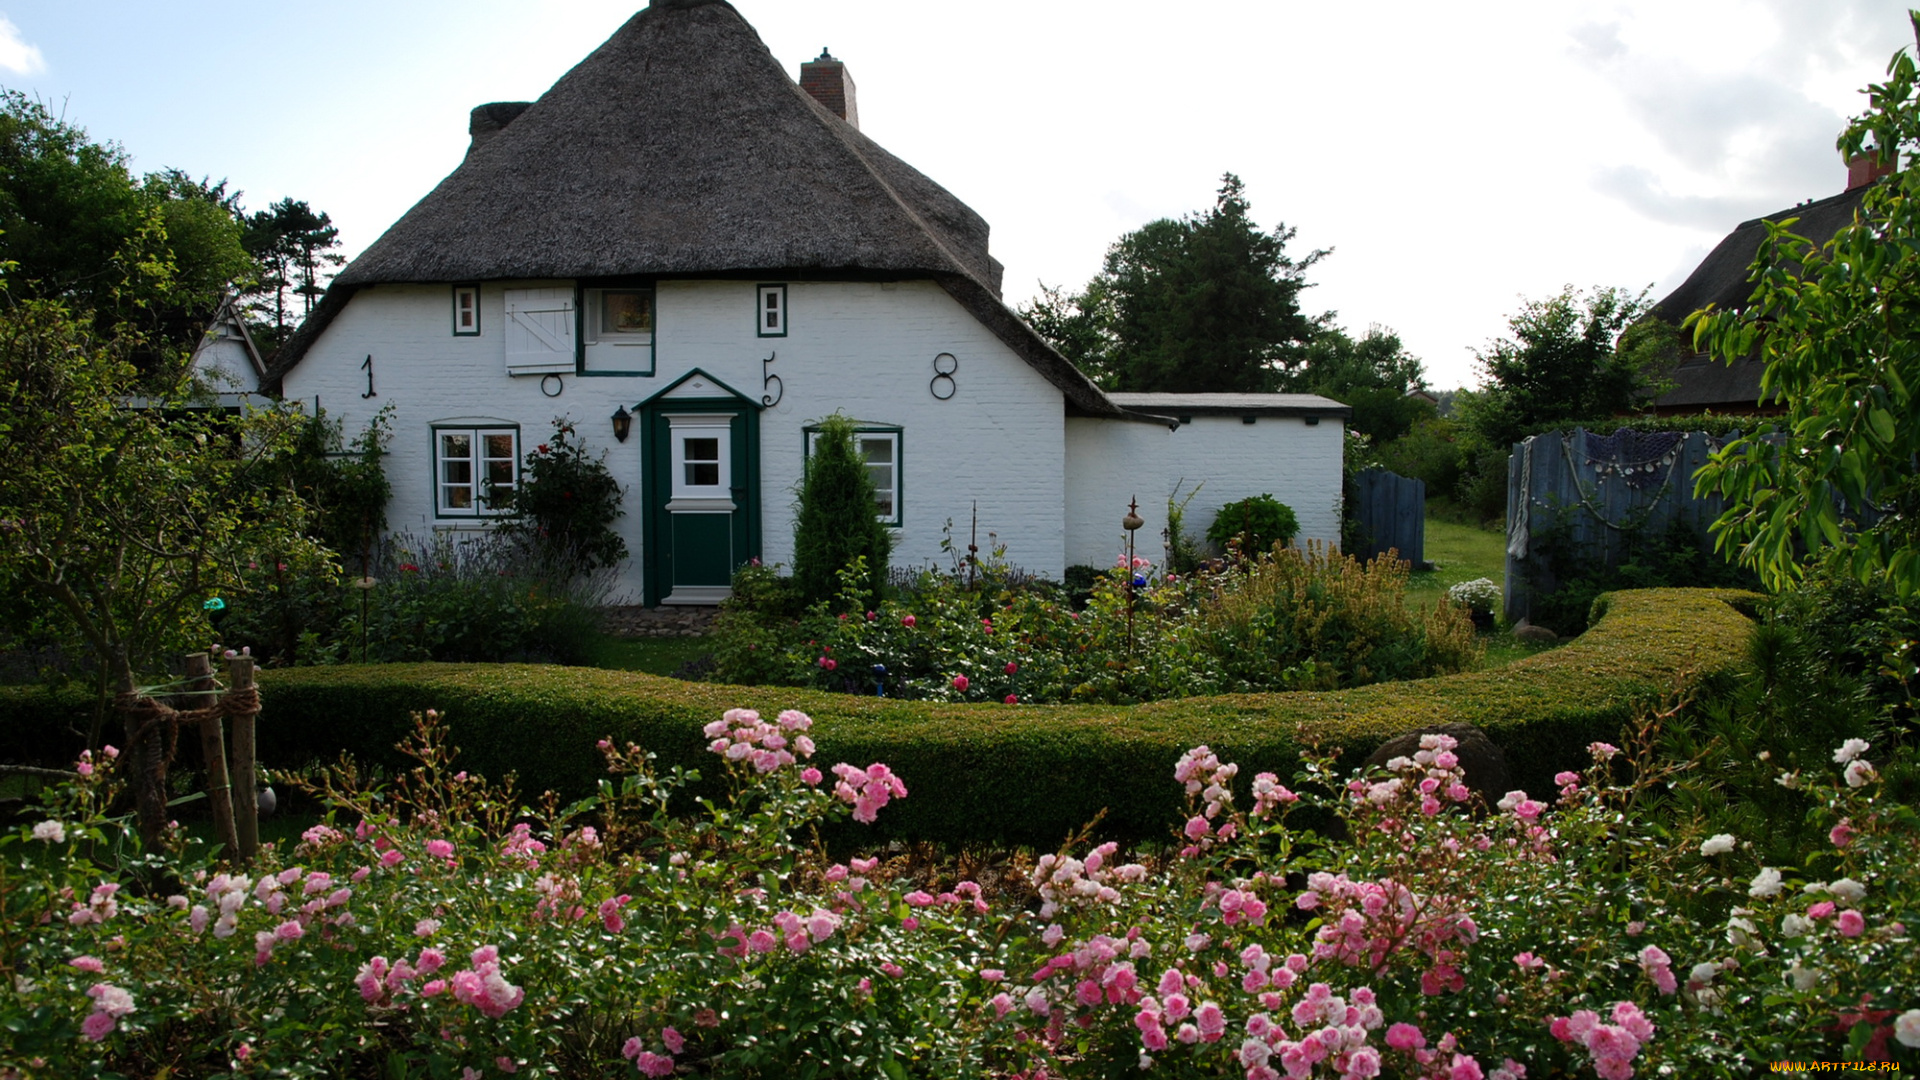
[0,590,1758,848]
[3,691,1914,1075]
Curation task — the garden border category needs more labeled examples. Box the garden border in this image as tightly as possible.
[0,588,1757,847]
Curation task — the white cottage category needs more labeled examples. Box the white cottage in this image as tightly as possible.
[265,0,1348,605]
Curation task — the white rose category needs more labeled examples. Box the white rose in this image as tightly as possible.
[1828,877,1867,905]
[1894,1008,1920,1049]
[1844,760,1877,788]
[1781,914,1812,938]
[30,820,65,843]
[1689,961,1719,985]
[1700,833,1736,856]
[1833,738,1870,764]
[1748,867,1783,898]
[1787,959,1821,991]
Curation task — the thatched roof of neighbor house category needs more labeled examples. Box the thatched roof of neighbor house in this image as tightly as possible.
[265,0,1128,417]
[1643,184,1870,414]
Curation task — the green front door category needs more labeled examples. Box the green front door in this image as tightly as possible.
[636,371,762,606]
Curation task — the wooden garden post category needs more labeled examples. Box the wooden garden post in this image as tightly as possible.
[188,652,240,861]
[117,650,167,849]
[230,655,259,864]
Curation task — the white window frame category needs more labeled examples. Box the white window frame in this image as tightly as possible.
[756,283,787,337]
[805,424,902,527]
[665,413,735,511]
[452,284,481,336]
[433,425,519,517]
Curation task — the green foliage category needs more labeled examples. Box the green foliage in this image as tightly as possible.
[1374,416,1466,498]
[7,651,1919,1071]
[713,536,1479,706]
[0,589,1755,849]
[240,197,344,351]
[497,417,628,574]
[1020,173,1325,392]
[0,293,313,693]
[1285,324,1433,443]
[1454,287,1666,521]
[1163,481,1205,575]
[1204,494,1299,556]
[214,532,606,668]
[792,414,891,608]
[1523,507,1761,635]
[1688,43,1920,601]
[285,406,391,567]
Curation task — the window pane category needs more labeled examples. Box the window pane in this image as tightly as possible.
[483,433,515,460]
[442,459,472,486]
[602,290,653,334]
[442,433,471,459]
[444,485,472,510]
[687,462,720,486]
[859,437,892,464]
[685,437,718,462]
[486,460,515,486]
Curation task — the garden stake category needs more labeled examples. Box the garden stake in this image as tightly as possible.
[230,655,260,864]
[1123,496,1144,657]
[188,652,241,863]
[873,663,887,698]
[968,502,979,590]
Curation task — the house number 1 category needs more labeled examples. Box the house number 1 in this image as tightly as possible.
[360,355,376,399]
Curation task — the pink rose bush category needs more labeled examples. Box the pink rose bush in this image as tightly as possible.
[1,711,1914,1075]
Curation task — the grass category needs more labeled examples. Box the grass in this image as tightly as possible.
[585,634,713,676]
[1402,513,1568,668]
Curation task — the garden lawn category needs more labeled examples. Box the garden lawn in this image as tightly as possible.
[585,634,712,676]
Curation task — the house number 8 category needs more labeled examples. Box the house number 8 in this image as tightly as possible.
[930,352,957,400]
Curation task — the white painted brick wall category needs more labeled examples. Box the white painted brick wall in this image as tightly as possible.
[1064,414,1346,570]
[282,279,1068,599]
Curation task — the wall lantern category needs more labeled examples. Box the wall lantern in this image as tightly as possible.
[611,405,633,443]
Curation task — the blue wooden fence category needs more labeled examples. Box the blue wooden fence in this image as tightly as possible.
[1502,428,1756,625]
[1351,468,1425,566]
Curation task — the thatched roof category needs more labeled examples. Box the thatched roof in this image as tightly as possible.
[1645,185,1869,413]
[1649,186,1867,324]
[265,0,1123,415]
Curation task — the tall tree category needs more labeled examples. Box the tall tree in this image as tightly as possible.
[242,198,343,349]
[1286,324,1432,444]
[0,95,252,375]
[1022,173,1326,392]
[1462,286,1656,454]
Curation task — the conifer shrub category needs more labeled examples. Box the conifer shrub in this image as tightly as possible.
[791,414,891,608]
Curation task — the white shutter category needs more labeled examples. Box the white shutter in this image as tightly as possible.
[503,287,575,375]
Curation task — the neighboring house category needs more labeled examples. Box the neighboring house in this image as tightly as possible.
[1645,156,1890,416]
[264,0,1348,604]
[188,293,269,405]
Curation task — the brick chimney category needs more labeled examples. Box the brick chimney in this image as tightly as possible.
[799,48,858,130]
[1848,150,1895,191]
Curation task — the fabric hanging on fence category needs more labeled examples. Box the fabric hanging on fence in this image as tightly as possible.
[1507,437,1533,561]
[1582,429,1686,490]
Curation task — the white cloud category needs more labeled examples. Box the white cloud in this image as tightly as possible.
[0,17,44,76]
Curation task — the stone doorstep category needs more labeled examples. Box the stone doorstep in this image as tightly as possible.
[598,605,720,639]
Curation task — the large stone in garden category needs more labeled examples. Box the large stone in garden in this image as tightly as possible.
[1363,723,1510,808]
[1514,621,1559,643]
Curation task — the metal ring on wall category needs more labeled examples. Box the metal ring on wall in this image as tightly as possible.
[541,374,564,398]
[930,352,957,400]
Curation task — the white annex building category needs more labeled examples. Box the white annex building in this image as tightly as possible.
[259,0,1348,605]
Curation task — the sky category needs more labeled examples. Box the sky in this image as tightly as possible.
[2,1,1913,389]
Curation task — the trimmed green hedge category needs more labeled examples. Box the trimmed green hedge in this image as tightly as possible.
[1,589,1756,847]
